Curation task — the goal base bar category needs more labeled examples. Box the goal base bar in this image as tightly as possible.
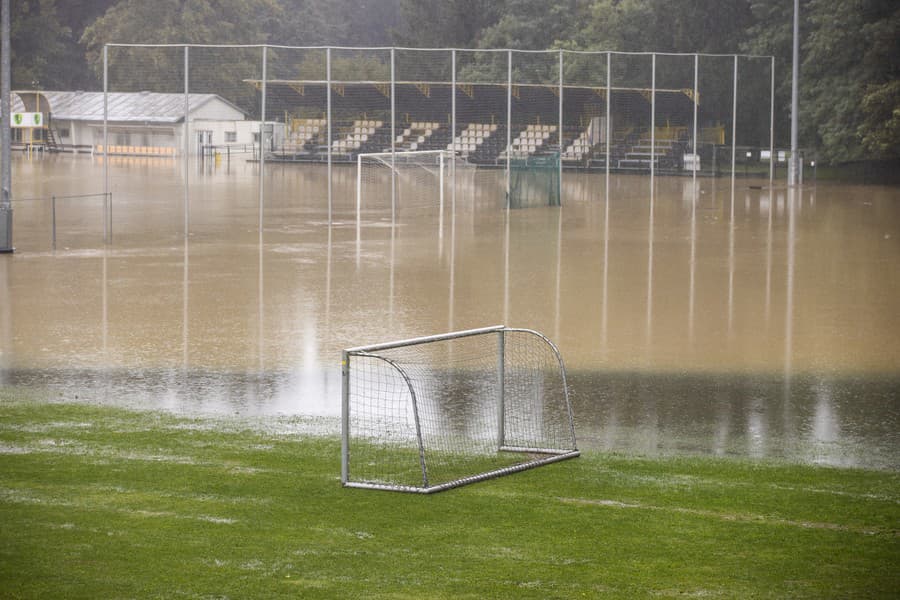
[343,449,580,494]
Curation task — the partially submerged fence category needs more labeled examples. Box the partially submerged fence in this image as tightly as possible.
[95,45,775,218]
[13,192,112,250]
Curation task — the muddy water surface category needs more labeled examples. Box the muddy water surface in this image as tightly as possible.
[2,154,898,468]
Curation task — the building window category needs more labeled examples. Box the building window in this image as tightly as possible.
[225,131,237,143]
[58,128,70,139]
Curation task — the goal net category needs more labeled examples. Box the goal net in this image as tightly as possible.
[356,150,473,220]
[341,325,580,493]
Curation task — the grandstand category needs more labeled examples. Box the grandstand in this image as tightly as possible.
[90,46,773,179]
[258,79,711,173]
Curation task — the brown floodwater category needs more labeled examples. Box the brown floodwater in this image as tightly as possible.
[2,153,898,469]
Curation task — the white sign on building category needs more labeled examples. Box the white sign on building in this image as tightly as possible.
[11,112,43,128]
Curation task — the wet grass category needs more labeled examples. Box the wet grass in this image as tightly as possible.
[1,393,898,599]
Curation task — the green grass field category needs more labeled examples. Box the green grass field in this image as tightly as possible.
[1,393,897,598]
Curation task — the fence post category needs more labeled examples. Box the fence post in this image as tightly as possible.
[1,0,14,253]
[558,49,563,203]
[731,55,738,180]
[451,49,456,211]
[693,54,698,185]
[606,52,611,182]
[326,47,332,224]
[51,195,56,251]
[497,328,506,448]
[102,44,109,232]
[651,53,656,180]
[769,55,775,184]
[183,45,190,238]
[259,45,267,233]
[390,47,396,223]
[506,50,512,209]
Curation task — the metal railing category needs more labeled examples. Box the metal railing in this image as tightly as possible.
[16,192,112,250]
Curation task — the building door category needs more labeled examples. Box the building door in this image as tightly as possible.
[196,130,212,155]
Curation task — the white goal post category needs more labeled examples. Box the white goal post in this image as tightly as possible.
[341,325,580,493]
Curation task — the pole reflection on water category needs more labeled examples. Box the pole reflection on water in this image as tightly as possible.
[2,153,899,469]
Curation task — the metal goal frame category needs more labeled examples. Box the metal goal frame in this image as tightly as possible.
[341,325,580,494]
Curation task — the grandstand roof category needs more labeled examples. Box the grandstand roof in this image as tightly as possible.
[252,79,699,124]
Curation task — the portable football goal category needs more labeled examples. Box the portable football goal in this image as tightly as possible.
[341,325,580,493]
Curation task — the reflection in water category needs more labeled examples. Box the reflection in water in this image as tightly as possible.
[646,177,655,349]
[688,178,697,344]
[3,154,900,470]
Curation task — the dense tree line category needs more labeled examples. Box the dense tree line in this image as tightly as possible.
[7,0,898,163]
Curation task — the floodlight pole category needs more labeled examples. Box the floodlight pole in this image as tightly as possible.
[789,0,800,185]
[0,0,13,252]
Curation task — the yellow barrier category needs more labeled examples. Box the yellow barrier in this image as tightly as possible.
[95,145,177,156]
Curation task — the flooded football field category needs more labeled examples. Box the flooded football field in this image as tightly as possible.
[2,153,898,469]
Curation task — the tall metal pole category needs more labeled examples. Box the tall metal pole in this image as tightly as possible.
[326,47,332,224]
[692,54,698,186]
[789,0,800,185]
[0,0,13,252]
[102,46,109,159]
[731,55,738,180]
[183,46,190,238]
[605,52,611,184]
[650,53,656,180]
[506,50,512,209]
[451,49,456,210]
[103,45,109,242]
[558,49,563,203]
[259,45,267,232]
[769,56,775,183]
[390,48,396,222]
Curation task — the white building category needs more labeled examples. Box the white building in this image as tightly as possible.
[11,90,283,156]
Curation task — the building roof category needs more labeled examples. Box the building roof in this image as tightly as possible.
[11,91,248,123]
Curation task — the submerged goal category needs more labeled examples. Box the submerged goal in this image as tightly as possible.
[341,325,579,493]
[356,150,473,220]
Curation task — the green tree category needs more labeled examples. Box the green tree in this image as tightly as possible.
[8,1,121,90]
[10,0,73,89]
[394,0,506,48]
[80,0,284,114]
[741,0,812,149]
[576,0,753,53]
[801,0,899,162]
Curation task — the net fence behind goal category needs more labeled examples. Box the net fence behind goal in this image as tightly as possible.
[341,325,579,493]
[508,153,561,208]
